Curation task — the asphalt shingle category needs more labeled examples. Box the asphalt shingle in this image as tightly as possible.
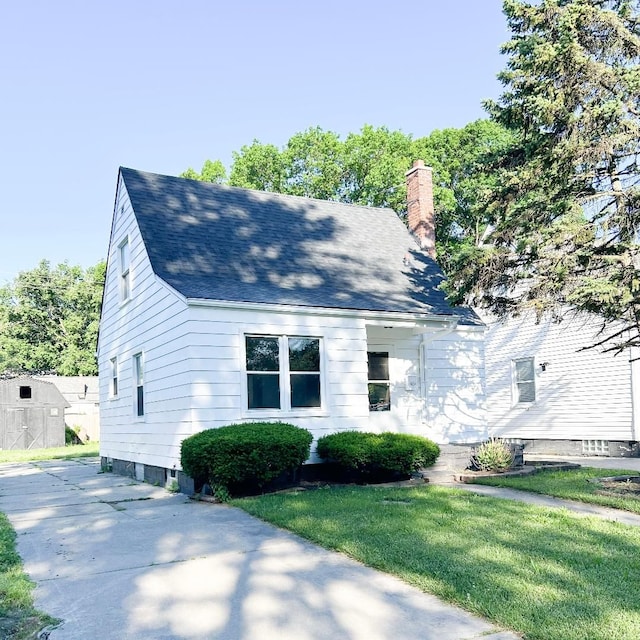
[120,167,480,323]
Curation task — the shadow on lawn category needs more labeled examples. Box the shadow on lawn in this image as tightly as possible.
[238,484,640,640]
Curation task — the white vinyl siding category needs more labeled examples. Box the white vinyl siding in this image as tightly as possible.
[98,177,192,470]
[483,311,634,441]
[422,326,487,443]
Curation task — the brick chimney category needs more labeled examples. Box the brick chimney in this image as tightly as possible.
[406,159,436,259]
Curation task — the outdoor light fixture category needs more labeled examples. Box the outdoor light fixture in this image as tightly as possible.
[540,361,550,372]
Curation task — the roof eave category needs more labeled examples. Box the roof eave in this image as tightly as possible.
[185,296,466,326]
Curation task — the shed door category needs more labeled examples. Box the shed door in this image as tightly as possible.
[5,408,46,450]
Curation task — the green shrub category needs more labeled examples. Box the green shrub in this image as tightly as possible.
[65,426,82,446]
[471,438,515,472]
[180,422,313,497]
[316,431,440,481]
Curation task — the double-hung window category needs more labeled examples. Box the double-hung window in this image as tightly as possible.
[245,335,321,411]
[368,351,390,411]
[110,357,118,397]
[119,239,130,302]
[513,357,535,403]
[134,353,144,416]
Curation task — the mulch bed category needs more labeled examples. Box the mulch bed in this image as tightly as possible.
[590,475,640,497]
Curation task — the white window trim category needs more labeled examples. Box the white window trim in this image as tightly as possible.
[133,352,145,420]
[118,236,131,304]
[240,331,328,418]
[512,357,536,405]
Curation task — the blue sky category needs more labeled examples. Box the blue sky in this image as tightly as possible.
[0,1,509,284]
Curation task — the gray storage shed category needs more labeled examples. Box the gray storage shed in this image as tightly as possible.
[0,377,69,450]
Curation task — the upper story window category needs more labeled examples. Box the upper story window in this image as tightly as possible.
[513,357,535,403]
[245,335,321,411]
[134,353,144,416]
[119,238,130,302]
[368,351,390,411]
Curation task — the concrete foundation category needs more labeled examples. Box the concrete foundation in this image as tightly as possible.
[510,439,640,458]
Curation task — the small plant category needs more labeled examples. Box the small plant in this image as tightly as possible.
[180,422,313,497]
[471,438,515,473]
[211,484,231,503]
[166,480,180,493]
[316,431,440,481]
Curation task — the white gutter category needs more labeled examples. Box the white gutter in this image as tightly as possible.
[186,296,459,326]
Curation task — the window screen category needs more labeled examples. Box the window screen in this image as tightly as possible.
[514,358,535,403]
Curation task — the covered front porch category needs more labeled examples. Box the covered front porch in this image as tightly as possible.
[363,317,487,443]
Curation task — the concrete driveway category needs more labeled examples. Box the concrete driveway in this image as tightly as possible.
[0,458,519,640]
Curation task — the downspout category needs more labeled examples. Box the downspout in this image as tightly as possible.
[630,347,640,443]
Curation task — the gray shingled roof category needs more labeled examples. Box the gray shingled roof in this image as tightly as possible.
[120,168,480,324]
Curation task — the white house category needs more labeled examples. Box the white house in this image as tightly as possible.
[483,310,640,457]
[97,161,486,489]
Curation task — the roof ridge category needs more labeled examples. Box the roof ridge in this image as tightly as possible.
[119,166,398,215]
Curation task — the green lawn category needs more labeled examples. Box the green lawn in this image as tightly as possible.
[235,484,640,640]
[472,467,640,514]
[0,513,57,639]
[0,442,99,465]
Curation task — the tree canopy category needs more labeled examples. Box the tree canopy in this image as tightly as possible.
[0,260,105,376]
[182,121,513,277]
[450,0,640,351]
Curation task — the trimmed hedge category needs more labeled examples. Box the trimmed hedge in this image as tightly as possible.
[316,431,440,481]
[180,422,313,496]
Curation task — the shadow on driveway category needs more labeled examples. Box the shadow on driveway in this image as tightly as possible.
[0,458,519,640]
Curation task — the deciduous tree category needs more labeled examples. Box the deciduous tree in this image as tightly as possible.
[0,260,105,375]
[184,122,512,275]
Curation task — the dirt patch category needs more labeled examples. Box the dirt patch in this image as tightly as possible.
[592,476,640,498]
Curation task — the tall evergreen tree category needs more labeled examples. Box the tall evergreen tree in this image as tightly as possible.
[453,0,640,351]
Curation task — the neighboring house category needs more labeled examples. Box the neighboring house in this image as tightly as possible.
[0,377,68,450]
[36,376,100,442]
[483,311,640,457]
[97,161,486,488]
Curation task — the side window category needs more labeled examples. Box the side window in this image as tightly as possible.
[119,238,130,302]
[134,353,144,416]
[514,357,535,403]
[110,357,118,397]
[368,352,390,411]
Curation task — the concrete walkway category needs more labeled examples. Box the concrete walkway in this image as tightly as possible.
[0,458,519,640]
[438,454,640,527]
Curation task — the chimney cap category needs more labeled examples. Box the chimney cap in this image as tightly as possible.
[405,159,431,177]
